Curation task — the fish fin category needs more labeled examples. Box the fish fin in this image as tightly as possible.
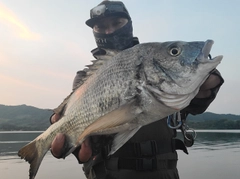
[56,136,76,159]
[109,126,141,155]
[18,139,48,179]
[77,100,142,145]
[63,146,77,158]
[78,49,117,86]
[53,91,73,116]
[89,123,138,136]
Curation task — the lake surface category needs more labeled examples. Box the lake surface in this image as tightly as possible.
[0,130,240,179]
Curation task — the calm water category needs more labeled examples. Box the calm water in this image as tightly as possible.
[0,130,240,179]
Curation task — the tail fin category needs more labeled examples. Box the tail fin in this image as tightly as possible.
[18,139,48,179]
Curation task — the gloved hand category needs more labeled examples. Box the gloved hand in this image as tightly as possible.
[195,72,222,98]
[182,70,224,115]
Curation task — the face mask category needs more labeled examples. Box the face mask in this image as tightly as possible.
[93,20,133,50]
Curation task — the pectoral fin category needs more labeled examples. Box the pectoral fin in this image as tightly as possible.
[77,100,142,145]
[109,126,141,155]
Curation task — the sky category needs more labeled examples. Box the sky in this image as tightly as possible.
[0,0,239,115]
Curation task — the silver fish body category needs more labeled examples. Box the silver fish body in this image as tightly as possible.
[18,40,222,179]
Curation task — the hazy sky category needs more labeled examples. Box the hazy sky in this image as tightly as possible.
[0,0,239,115]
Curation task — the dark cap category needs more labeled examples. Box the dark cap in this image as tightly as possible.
[86,1,131,28]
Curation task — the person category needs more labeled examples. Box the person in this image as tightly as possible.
[50,1,224,179]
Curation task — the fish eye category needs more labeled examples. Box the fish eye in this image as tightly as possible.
[169,47,181,56]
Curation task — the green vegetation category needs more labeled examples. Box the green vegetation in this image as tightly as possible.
[0,104,52,131]
[187,113,240,129]
[0,104,239,131]
[187,119,240,129]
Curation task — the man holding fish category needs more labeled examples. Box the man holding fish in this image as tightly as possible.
[38,1,224,179]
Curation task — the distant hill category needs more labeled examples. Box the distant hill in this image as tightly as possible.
[187,112,240,129]
[0,104,52,131]
[0,104,239,131]
[187,112,240,121]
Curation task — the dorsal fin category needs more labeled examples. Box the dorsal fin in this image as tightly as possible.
[73,49,119,90]
[81,49,119,82]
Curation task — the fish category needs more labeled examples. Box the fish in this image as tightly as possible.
[18,39,222,179]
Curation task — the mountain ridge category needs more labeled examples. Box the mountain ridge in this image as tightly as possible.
[0,104,239,131]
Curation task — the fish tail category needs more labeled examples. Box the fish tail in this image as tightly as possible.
[18,139,49,179]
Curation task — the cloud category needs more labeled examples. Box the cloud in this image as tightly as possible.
[0,3,40,40]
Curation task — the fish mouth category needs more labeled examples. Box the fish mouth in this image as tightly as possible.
[198,40,223,63]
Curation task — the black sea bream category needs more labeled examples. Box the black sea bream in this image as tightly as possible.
[18,40,222,179]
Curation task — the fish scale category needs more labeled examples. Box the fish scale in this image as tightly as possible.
[18,40,222,179]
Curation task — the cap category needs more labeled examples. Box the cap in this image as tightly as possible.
[86,1,131,28]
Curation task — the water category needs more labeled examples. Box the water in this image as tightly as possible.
[0,130,240,179]
[177,130,240,179]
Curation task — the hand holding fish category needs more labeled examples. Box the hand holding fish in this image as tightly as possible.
[50,114,92,162]
[195,73,221,98]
